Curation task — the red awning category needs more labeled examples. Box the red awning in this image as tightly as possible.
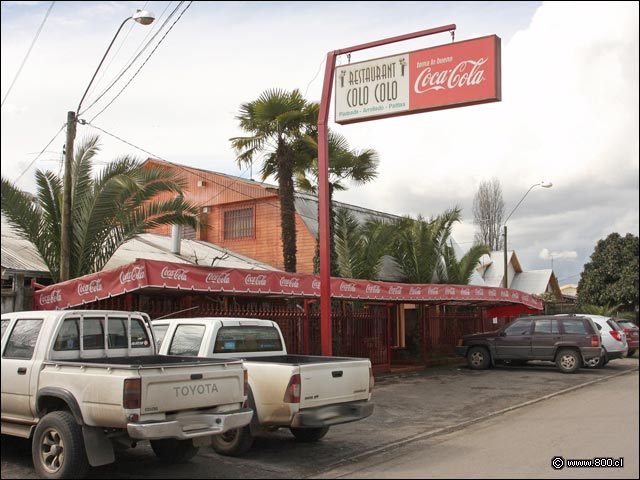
[34,259,544,311]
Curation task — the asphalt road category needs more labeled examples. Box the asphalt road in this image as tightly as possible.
[318,370,639,478]
[2,356,638,479]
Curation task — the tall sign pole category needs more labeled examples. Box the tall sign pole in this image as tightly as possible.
[317,24,460,356]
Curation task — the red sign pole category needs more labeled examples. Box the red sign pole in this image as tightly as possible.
[317,24,456,356]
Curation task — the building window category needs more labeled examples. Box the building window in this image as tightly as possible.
[223,207,254,240]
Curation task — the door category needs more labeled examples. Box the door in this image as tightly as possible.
[1,318,44,422]
[530,318,561,360]
[493,319,532,359]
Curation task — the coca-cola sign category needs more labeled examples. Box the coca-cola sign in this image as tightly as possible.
[78,279,103,296]
[279,277,300,288]
[39,289,62,305]
[335,35,500,124]
[161,267,188,281]
[245,274,267,287]
[120,266,146,284]
[206,272,231,284]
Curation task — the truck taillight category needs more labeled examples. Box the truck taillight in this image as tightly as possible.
[591,335,600,347]
[283,374,301,403]
[369,367,375,392]
[124,378,141,409]
[244,369,249,397]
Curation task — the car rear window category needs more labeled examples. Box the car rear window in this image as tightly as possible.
[561,318,590,335]
[213,326,282,353]
[607,319,623,331]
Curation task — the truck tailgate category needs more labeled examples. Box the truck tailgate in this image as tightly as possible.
[298,360,370,409]
[140,362,245,413]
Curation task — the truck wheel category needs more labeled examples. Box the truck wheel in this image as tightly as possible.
[467,346,491,370]
[32,410,89,479]
[556,349,581,373]
[290,426,329,442]
[584,355,604,368]
[211,425,254,456]
[150,439,199,463]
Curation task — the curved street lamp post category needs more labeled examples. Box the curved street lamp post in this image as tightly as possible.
[503,181,553,289]
[60,10,155,281]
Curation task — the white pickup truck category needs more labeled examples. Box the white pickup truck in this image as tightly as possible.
[0,310,253,479]
[152,317,374,456]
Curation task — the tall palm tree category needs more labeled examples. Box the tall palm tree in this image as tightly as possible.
[391,208,462,284]
[294,131,379,275]
[1,135,198,282]
[230,89,317,272]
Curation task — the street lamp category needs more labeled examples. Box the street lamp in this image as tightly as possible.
[502,181,552,289]
[60,10,155,281]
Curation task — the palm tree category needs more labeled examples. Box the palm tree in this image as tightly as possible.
[1,135,198,282]
[391,208,462,284]
[230,89,317,272]
[294,131,379,275]
[441,242,490,285]
[333,208,395,279]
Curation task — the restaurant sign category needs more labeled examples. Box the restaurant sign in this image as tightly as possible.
[334,35,501,124]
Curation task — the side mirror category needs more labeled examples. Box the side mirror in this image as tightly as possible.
[499,331,507,337]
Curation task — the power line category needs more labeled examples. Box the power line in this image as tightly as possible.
[84,2,193,123]
[80,2,185,117]
[1,1,56,108]
[14,123,66,183]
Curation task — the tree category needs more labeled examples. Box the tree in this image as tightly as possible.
[578,233,639,315]
[391,208,462,284]
[441,242,490,285]
[333,208,395,280]
[1,135,198,282]
[230,89,317,272]
[294,131,379,275]
[472,178,505,251]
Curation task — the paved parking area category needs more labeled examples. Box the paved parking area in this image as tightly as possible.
[2,356,638,479]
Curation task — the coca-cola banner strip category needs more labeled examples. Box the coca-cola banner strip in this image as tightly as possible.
[335,35,501,125]
[34,258,542,311]
[35,260,150,310]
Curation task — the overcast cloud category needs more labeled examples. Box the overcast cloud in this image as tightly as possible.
[1,1,638,285]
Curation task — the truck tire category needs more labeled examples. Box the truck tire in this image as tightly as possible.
[556,349,581,373]
[467,346,491,370]
[290,426,329,442]
[150,439,199,463]
[211,425,254,456]
[32,410,89,479]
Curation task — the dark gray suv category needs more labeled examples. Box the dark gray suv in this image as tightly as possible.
[455,315,603,373]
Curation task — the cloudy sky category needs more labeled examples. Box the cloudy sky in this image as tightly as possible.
[2,1,638,286]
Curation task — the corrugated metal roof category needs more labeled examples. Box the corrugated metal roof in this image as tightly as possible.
[1,217,50,275]
[103,233,280,271]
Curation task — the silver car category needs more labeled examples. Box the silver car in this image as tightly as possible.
[569,314,628,367]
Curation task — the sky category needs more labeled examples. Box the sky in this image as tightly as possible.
[1,1,638,287]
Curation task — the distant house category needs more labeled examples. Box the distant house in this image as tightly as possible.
[475,251,562,299]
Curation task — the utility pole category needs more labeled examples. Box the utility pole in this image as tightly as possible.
[60,111,76,281]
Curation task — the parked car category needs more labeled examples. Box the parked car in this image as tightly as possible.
[565,314,628,368]
[455,315,603,373]
[614,319,638,357]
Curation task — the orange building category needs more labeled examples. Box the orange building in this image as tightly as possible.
[145,158,318,273]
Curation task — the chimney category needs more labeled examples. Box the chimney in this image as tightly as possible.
[171,225,182,254]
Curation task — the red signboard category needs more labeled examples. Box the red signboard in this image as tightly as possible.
[335,35,501,124]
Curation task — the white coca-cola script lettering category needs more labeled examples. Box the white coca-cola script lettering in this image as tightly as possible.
[279,277,300,288]
[161,267,188,281]
[40,290,62,305]
[340,283,356,292]
[120,266,145,284]
[245,274,267,286]
[206,272,230,284]
[414,58,487,94]
[366,285,381,294]
[312,280,321,289]
[78,279,103,296]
